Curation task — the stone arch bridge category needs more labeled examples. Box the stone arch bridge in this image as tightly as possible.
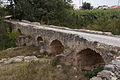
[6,20,120,70]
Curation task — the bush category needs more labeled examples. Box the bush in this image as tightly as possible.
[50,57,60,66]
[0,29,20,50]
[83,67,103,78]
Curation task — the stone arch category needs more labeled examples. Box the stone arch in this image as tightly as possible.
[23,43,26,46]
[36,36,43,46]
[77,48,105,70]
[17,29,22,35]
[50,39,64,55]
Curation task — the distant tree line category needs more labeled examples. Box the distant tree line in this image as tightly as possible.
[7,0,73,25]
[68,9,120,35]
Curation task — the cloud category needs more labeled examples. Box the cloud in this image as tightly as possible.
[72,0,119,7]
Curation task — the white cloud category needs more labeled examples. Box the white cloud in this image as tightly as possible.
[72,0,119,7]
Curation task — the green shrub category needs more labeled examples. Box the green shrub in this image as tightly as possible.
[50,57,60,66]
[0,29,20,50]
[83,67,103,78]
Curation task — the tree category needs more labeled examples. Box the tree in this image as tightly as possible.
[7,0,72,24]
[82,2,93,10]
[0,0,3,7]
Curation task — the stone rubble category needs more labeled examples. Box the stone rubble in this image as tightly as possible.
[90,57,120,80]
[0,56,39,64]
[24,56,39,62]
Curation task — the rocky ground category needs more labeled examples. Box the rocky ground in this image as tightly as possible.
[90,56,120,80]
[0,46,81,80]
[0,46,119,80]
[0,56,39,64]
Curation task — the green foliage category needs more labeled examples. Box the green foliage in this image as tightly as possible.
[0,6,17,50]
[0,30,19,50]
[83,67,103,78]
[51,57,60,66]
[6,0,120,35]
[8,30,20,40]
[82,2,93,10]
[65,9,120,35]
[7,0,72,23]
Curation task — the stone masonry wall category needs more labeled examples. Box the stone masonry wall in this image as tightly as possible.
[6,20,120,70]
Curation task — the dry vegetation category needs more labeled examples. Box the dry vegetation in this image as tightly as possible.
[0,61,79,80]
[0,46,80,80]
[0,46,40,59]
[0,46,102,80]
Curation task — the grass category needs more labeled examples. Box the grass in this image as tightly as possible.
[0,46,78,80]
[0,46,41,59]
[0,46,103,80]
[0,60,77,80]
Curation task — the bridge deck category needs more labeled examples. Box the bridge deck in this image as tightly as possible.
[10,20,120,47]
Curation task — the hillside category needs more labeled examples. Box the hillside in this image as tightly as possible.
[0,46,89,80]
[0,46,119,80]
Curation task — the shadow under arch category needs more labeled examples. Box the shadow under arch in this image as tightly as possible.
[50,39,64,55]
[36,36,43,46]
[77,48,105,70]
[17,29,22,35]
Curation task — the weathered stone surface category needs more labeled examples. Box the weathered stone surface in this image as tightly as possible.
[0,58,7,63]
[116,56,120,60]
[40,49,45,53]
[32,22,40,25]
[97,70,116,79]
[112,60,120,65]
[21,20,31,23]
[104,64,115,72]
[4,58,13,64]
[11,56,24,62]
[24,56,39,62]
[90,77,102,80]
[0,56,39,64]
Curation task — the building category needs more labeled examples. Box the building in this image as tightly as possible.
[71,4,79,10]
[97,5,109,9]
[110,6,120,9]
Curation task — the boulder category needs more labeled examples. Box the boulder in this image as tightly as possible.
[116,56,120,60]
[90,77,102,80]
[4,58,13,64]
[104,64,115,72]
[0,58,7,63]
[32,22,40,25]
[97,70,117,80]
[112,60,120,66]
[11,56,24,62]
[24,56,38,62]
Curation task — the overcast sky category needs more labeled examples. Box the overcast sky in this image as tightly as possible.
[72,0,119,7]
[1,0,119,8]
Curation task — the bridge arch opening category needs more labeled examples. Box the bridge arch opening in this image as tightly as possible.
[50,40,64,55]
[36,36,43,46]
[17,29,22,35]
[77,48,105,71]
